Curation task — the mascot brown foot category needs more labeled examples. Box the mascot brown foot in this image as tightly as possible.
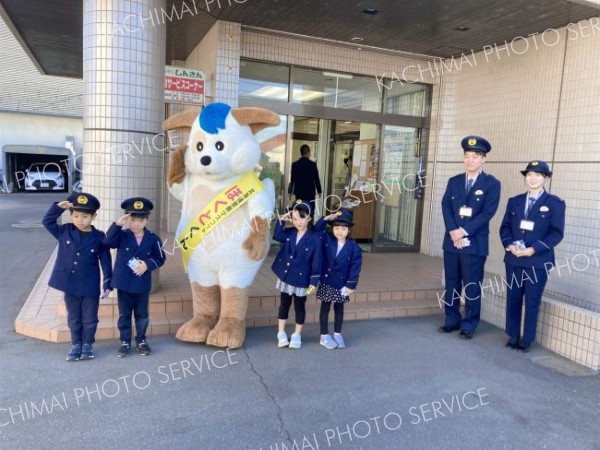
[206,287,248,348]
[176,283,220,343]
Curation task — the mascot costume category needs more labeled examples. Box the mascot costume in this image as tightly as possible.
[163,103,279,348]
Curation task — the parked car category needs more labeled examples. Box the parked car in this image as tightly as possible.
[24,163,65,191]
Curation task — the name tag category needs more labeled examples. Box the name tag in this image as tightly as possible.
[459,206,473,217]
[520,220,535,231]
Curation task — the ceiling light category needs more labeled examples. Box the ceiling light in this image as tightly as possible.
[454,26,469,31]
[250,86,289,100]
[293,89,328,102]
[322,71,354,80]
[351,37,364,42]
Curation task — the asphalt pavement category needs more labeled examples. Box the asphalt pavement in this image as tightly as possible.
[0,192,598,450]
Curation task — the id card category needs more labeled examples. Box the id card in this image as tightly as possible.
[520,220,534,231]
[459,206,473,217]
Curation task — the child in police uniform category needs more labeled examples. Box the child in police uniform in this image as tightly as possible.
[43,192,112,361]
[500,161,565,352]
[271,200,322,349]
[314,209,362,349]
[104,197,165,357]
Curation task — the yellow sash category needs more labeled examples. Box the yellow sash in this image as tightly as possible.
[177,172,264,271]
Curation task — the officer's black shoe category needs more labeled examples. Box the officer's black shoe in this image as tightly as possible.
[505,337,519,349]
[117,341,131,358]
[81,343,95,360]
[65,344,82,361]
[439,325,460,333]
[136,340,152,356]
[517,341,531,352]
[459,330,473,339]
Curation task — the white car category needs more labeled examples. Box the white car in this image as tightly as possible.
[24,163,65,191]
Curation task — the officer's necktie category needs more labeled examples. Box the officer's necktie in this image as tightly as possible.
[466,178,474,194]
[526,197,535,218]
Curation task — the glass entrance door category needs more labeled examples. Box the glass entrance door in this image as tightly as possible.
[373,126,424,249]
[290,117,374,220]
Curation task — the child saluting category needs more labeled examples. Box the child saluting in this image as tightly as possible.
[105,197,165,358]
[271,200,322,349]
[315,210,362,349]
[43,192,112,361]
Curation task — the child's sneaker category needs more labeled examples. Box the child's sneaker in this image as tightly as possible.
[277,331,289,348]
[320,334,338,349]
[80,343,95,360]
[65,344,81,361]
[117,341,131,358]
[136,340,152,356]
[289,333,302,349]
[333,333,346,349]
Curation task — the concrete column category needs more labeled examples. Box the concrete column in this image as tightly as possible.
[83,0,166,291]
[82,0,166,233]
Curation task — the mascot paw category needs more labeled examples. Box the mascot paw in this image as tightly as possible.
[242,235,267,261]
[206,318,246,348]
[175,315,218,343]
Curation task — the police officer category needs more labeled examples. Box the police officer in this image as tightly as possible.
[440,136,501,339]
[42,192,112,361]
[500,161,565,352]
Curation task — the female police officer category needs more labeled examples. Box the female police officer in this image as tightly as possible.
[499,161,565,352]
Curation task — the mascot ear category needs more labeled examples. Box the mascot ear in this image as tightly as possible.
[162,109,201,132]
[231,107,280,134]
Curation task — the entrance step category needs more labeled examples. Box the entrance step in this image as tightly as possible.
[16,247,445,343]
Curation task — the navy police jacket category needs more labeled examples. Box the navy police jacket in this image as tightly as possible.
[104,223,166,294]
[314,218,362,289]
[500,191,565,268]
[43,203,112,297]
[442,172,501,256]
[271,220,322,288]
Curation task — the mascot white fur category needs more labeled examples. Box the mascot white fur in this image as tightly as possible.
[163,102,279,348]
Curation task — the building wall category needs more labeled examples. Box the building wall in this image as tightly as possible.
[0,111,83,167]
[241,29,436,85]
[186,21,242,106]
[0,15,84,175]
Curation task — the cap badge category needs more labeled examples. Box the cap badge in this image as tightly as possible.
[295,199,302,205]
[531,161,539,166]
[77,195,88,205]
[134,201,144,210]
[468,138,477,146]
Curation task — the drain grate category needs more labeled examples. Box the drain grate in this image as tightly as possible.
[10,220,44,228]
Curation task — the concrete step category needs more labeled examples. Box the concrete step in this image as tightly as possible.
[25,295,442,343]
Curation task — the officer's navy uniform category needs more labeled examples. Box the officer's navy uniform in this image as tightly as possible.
[43,193,112,346]
[104,198,165,345]
[288,155,322,215]
[500,161,565,350]
[271,201,322,325]
[441,136,501,336]
[314,210,362,336]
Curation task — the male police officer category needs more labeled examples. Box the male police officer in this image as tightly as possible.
[440,136,501,339]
